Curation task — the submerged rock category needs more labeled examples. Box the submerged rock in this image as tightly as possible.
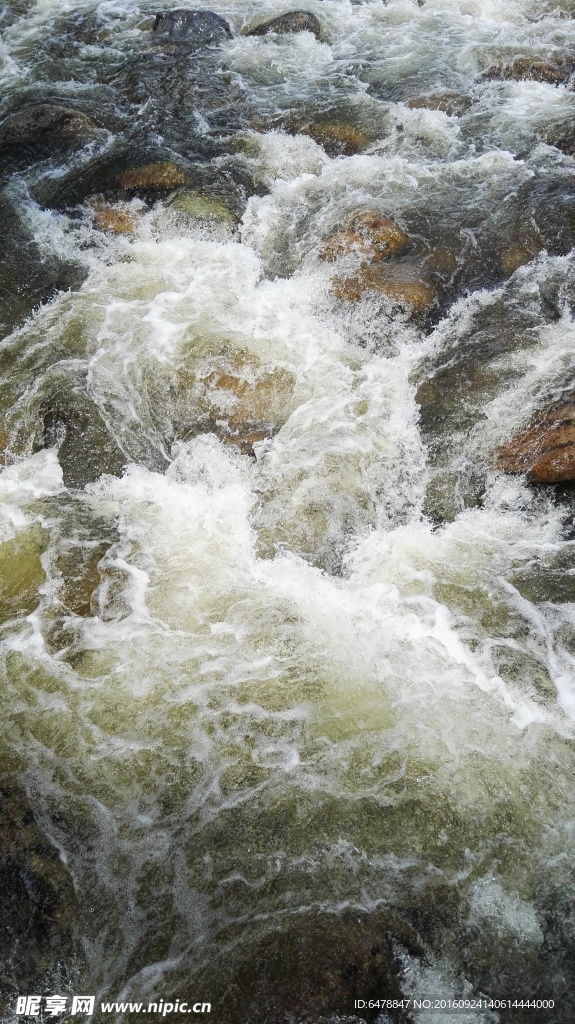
[89,199,137,235]
[193,905,418,1024]
[168,190,235,225]
[245,11,321,39]
[405,92,472,116]
[497,397,575,483]
[499,237,543,276]
[320,212,408,263]
[152,8,232,44]
[332,261,436,311]
[0,104,96,150]
[249,113,369,156]
[0,193,86,339]
[39,399,126,489]
[117,161,188,193]
[483,54,574,85]
[175,358,295,457]
[300,120,368,155]
[0,780,84,1008]
[0,525,45,626]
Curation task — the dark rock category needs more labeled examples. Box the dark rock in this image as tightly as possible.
[246,10,321,39]
[0,779,84,1015]
[38,398,126,489]
[192,905,418,1024]
[0,193,87,340]
[0,104,97,151]
[497,395,575,483]
[152,8,232,45]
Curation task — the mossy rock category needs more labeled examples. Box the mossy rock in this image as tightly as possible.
[0,525,46,625]
[168,190,235,225]
[117,161,189,194]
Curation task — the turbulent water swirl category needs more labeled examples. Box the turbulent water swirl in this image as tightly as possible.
[2,0,575,1021]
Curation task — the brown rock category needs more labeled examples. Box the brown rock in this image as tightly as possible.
[58,541,111,617]
[320,212,408,263]
[332,261,435,311]
[299,121,367,156]
[117,161,188,193]
[405,92,472,116]
[176,361,295,456]
[499,239,543,276]
[484,55,574,85]
[220,429,273,457]
[245,11,321,39]
[422,245,459,276]
[497,398,575,482]
[90,200,136,235]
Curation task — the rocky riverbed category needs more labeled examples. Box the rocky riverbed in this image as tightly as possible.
[3,1,575,1022]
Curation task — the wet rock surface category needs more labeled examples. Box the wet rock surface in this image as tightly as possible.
[0,193,86,340]
[497,396,575,483]
[405,92,472,116]
[116,160,189,194]
[152,8,232,45]
[89,199,137,235]
[197,907,416,1024]
[245,11,322,39]
[332,260,436,311]
[174,357,295,457]
[0,104,97,150]
[0,779,84,1016]
[320,213,409,263]
[37,400,127,489]
[483,54,575,85]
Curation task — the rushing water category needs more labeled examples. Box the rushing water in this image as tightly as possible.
[3,0,575,1021]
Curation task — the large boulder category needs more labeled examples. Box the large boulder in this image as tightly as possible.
[246,11,321,39]
[0,104,96,150]
[152,8,232,44]
[497,396,575,483]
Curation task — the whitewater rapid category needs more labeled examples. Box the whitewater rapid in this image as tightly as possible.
[2,0,575,1021]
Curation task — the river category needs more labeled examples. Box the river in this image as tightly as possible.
[1,1,575,1022]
